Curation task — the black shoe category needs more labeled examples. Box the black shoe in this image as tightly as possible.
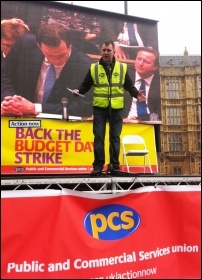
[90,169,103,176]
[110,169,120,175]
[106,164,120,175]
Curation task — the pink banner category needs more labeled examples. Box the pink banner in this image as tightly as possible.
[1,185,200,279]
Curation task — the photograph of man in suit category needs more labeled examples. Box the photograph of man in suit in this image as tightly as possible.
[1,23,93,117]
[123,47,161,122]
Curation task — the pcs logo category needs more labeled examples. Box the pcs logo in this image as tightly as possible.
[14,167,24,173]
[84,204,141,240]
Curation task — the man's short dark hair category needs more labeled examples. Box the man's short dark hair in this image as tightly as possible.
[36,23,72,47]
[103,40,115,50]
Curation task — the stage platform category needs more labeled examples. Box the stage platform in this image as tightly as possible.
[1,174,201,193]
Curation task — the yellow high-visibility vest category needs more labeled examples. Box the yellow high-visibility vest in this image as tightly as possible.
[90,61,127,109]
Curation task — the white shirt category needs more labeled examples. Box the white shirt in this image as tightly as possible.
[34,59,66,113]
[35,60,65,103]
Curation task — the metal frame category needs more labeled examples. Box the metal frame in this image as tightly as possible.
[1,175,201,194]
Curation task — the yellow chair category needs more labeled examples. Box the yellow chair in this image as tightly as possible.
[122,135,152,173]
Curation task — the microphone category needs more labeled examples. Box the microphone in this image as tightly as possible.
[61,97,69,120]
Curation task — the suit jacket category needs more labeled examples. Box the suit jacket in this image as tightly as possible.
[1,33,94,117]
[124,71,161,120]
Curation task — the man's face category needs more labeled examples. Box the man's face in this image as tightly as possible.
[1,37,16,56]
[134,50,158,78]
[101,43,115,64]
[39,40,71,66]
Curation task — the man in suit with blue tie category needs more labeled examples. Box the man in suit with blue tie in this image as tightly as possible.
[1,23,93,117]
[124,47,161,122]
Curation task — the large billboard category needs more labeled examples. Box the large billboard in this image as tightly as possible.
[1,1,161,124]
